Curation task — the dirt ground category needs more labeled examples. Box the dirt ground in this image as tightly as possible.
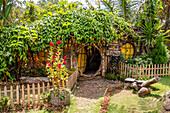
[74,78,119,99]
[69,78,120,113]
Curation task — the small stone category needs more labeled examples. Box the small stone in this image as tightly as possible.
[163,91,170,99]
[125,78,136,83]
[163,99,170,111]
[138,87,150,97]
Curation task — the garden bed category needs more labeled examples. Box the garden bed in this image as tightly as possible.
[67,68,78,90]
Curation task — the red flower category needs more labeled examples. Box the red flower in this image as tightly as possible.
[58,64,61,68]
[56,40,62,45]
[64,56,67,59]
[46,62,50,64]
[52,59,55,62]
[50,42,54,46]
[63,61,67,65]
[69,72,71,75]
[48,63,50,66]
[75,44,77,48]
[56,52,59,54]
[53,56,56,58]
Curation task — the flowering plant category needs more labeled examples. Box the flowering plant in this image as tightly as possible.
[46,41,71,89]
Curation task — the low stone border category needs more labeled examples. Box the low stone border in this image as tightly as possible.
[99,82,123,113]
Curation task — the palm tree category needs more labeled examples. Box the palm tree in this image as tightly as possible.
[95,0,141,22]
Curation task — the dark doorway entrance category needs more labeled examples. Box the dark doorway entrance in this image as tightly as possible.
[78,46,101,75]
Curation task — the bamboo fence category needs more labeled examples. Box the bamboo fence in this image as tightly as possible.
[0,82,53,108]
[120,62,170,79]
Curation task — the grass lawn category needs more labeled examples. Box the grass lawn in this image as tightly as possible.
[107,76,170,113]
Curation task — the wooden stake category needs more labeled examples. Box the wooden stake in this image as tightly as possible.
[33,83,35,104]
[10,86,14,108]
[22,84,25,105]
[4,86,7,96]
[38,83,40,104]
[16,85,19,104]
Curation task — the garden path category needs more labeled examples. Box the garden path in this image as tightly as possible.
[69,78,118,113]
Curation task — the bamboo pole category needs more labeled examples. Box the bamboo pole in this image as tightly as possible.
[22,84,25,105]
[16,85,19,104]
[148,65,150,78]
[32,83,35,104]
[10,86,14,108]
[38,83,40,104]
[4,86,7,96]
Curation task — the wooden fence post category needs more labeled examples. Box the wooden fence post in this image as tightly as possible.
[163,64,165,76]
[38,83,40,104]
[142,65,145,78]
[139,65,141,79]
[16,85,19,104]
[135,65,138,79]
[27,84,30,106]
[10,86,14,108]
[160,64,162,76]
[33,83,35,104]
[22,84,25,105]
[4,86,7,96]
[151,64,153,77]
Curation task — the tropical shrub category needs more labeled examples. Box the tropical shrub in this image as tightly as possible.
[150,37,169,64]
[121,52,153,66]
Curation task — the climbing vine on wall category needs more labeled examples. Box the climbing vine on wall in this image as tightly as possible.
[38,9,137,48]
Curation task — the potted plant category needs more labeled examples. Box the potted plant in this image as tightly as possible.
[46,41,71,106]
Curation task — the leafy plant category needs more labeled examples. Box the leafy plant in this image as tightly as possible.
[121,52,153,66]
[105,73,117,80]
[46,41,71,89]
[59,95,66,100]
[0,96,11,112]
[150,37,169,64]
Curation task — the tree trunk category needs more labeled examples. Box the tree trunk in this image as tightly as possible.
[141,76,161,87]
